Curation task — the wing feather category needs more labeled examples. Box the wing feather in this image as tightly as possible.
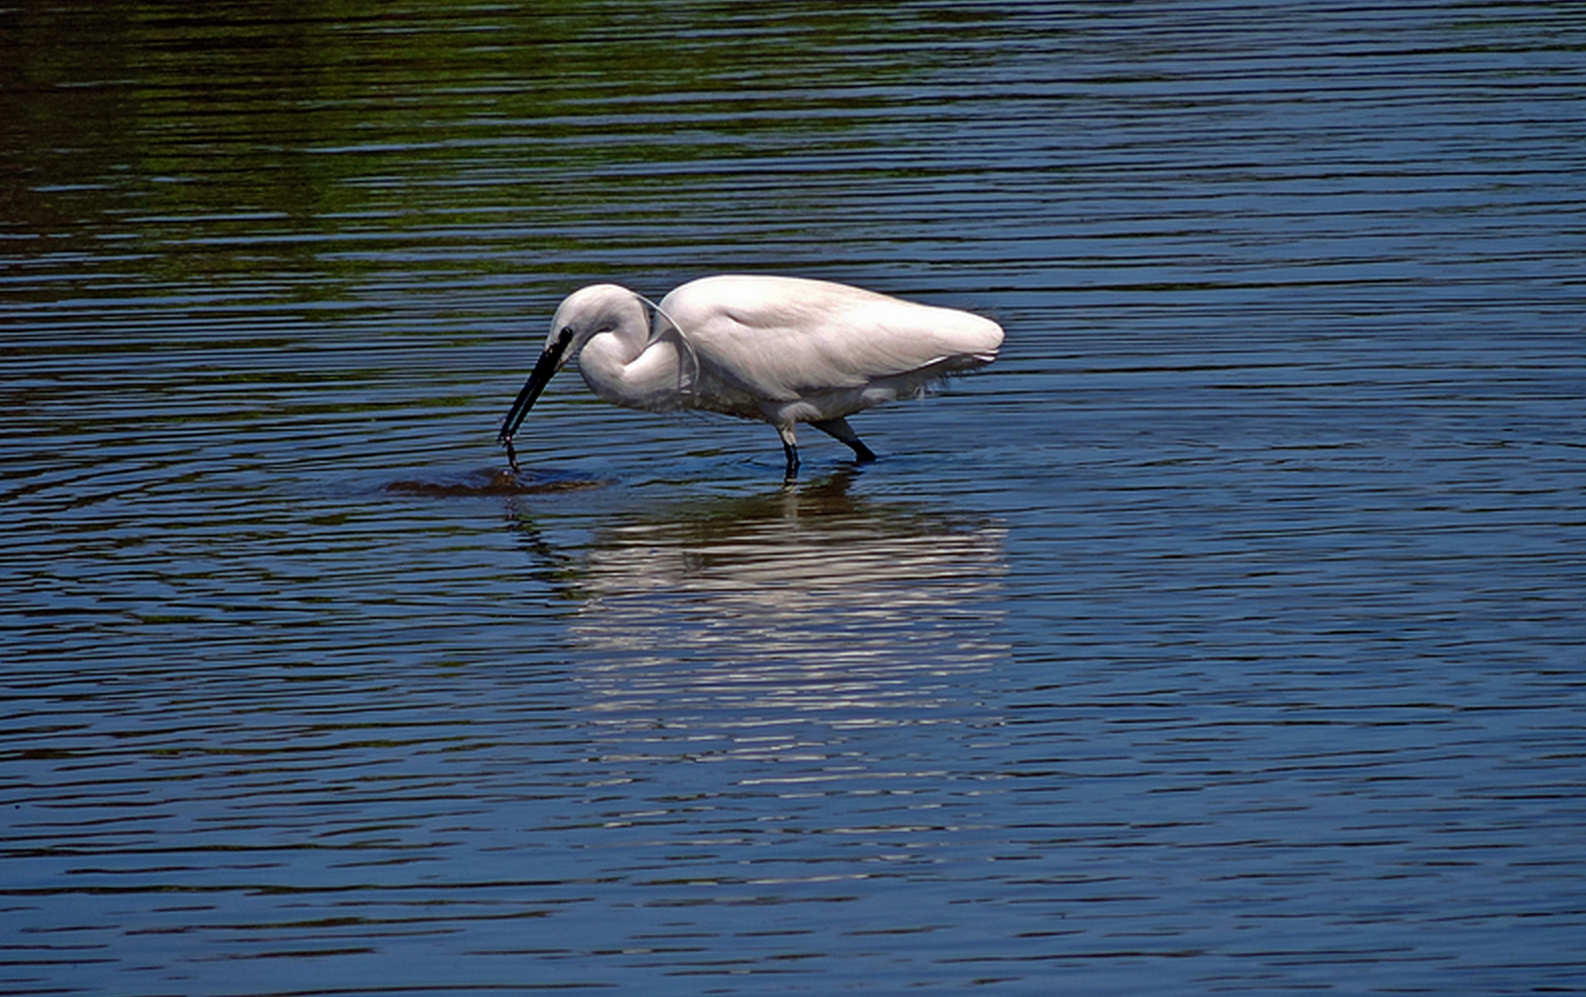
[657,275,1003,402]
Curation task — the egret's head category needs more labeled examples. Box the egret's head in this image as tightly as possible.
[544,284,645,357]
[498,284,646,446]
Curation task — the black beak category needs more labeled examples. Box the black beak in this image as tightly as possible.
[498,338,567,447]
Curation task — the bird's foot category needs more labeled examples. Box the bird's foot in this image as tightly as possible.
[502,434,521,473]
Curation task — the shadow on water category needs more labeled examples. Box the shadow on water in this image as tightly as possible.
[384,465,607,497]
[502,468,1010,738]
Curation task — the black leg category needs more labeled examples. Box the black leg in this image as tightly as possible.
[783,441,800,479]
[810,417,877,463]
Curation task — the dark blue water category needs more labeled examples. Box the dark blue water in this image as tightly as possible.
[4,3,1585,993]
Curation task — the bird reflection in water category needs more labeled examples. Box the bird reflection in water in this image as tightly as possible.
[508,470,1008,754]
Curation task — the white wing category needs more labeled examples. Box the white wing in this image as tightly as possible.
[657,275,1003,403]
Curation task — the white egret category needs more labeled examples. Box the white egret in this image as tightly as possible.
[498,274,1003,477]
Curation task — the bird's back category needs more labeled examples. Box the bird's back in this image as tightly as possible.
[657,275,1002,404]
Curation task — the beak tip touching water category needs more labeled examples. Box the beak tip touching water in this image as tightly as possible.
[497,394,532,473]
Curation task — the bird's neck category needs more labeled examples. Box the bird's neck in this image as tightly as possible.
[578,320,684,412]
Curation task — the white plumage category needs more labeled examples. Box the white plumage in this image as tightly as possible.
[498,274,1003,476]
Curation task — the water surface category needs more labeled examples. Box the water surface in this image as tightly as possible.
[4,3,1585,994]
